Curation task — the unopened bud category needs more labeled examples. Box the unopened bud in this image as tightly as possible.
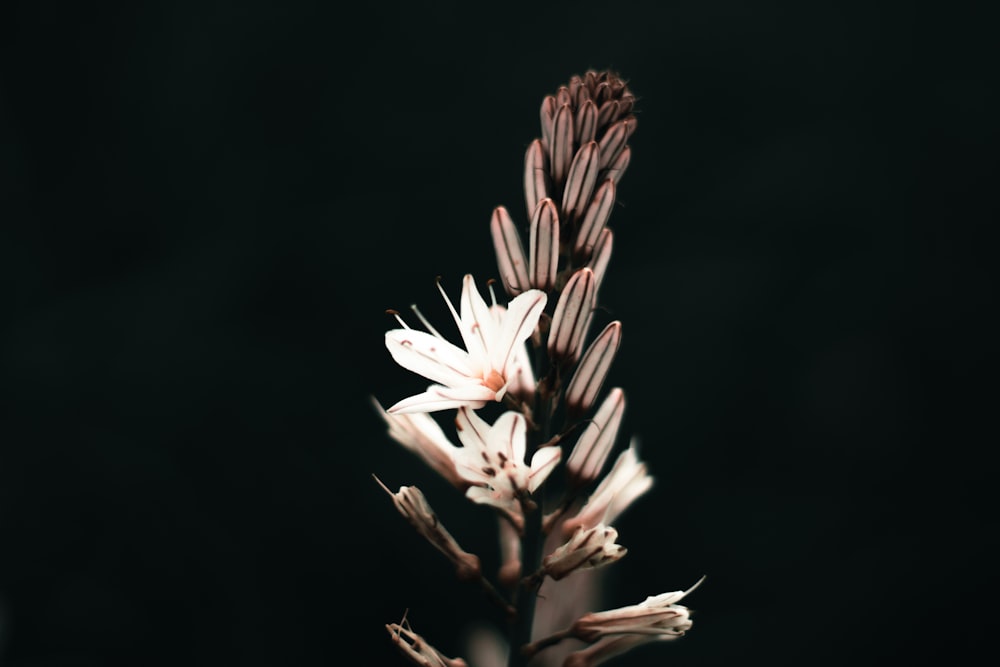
[565,321,622,418]
[490,206,529,297]
[565,388,626,488]
[548,268,596,363]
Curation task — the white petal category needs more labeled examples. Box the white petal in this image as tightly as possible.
[528,446,562,493]
[455,406,493,453]
[432,383,498,405]
[488,411,527,464]
[459,274,498,371]
[494,289,547,373]
[387,385,490,414]
[385,329,475,387]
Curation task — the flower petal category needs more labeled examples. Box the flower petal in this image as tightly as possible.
[488,411,527,466]
[385,329,475,387]
[528,445,562,493]
[459,274,499,371]
[494,289,547,375]
[387,385,491,414]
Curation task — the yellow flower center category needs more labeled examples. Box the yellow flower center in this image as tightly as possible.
[483,369,505,392]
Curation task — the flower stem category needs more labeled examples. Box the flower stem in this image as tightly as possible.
[520,628,573,661]
[507,503,543,667]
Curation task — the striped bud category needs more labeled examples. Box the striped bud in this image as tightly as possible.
[574,178,616,261]
[562,140,601,225]
[565,387,626,488]
[548,267,596,363]
[528,198,559,291]
[524,138,552,219]
[565,321,622,418]
[490,206,529,296]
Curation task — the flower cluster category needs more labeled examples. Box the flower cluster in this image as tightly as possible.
[373,70,701,667]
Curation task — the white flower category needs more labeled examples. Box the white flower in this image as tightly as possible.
[563,578,703,667]
[570,581,700,642]
[452,407,561,532]
[386,613,469,667]
[541,524,626,581]
[385,274,546,414]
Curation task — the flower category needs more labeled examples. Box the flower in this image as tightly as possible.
[374,478,482,581]
[387,613,469,667]
[385,274,546,414]
[540,524,626,581]
[452,407,561,532]
[570,579,701,642]
[562,578,703,666]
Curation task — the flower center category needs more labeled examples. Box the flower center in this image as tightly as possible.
[482,369,506,392]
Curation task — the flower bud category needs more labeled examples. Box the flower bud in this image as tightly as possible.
[565,388,626,488]
[548,267,596,363]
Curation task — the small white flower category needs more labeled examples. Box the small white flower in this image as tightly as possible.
[386,613,469,667]
[563,578,703,666]
[453,407,561,532]
[385,274,546,414]
[570,581,699,642]
[541,523,626,581]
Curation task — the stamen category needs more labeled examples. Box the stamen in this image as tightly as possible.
[409,303,443,338]
[386,309,410,329]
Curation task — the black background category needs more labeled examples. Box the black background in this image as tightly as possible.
[1,1,995,666]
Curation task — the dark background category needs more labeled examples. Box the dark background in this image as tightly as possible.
[0,1,994,666]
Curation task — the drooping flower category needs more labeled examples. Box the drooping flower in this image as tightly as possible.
[387,612,469,667]
[374,478,482,582]
[452,407,561,532]
[562,578,702,666]
[385,274,546,414]
[372,398,466,489]
[570,579,701,642]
